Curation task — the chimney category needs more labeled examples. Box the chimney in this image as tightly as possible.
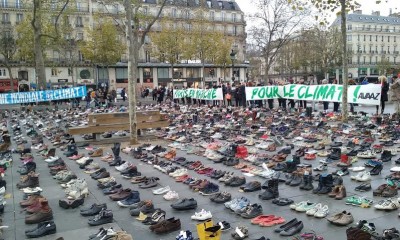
[354,10,362,14]
[372,11,380,16]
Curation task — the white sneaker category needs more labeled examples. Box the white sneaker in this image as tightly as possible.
[191,209,212,220]
[115,162,132,172]
[305,203,322,216]
[314,205,329,218]
[374,199,400,210]
[76,157,90,165]
[152,186,171,195]
[22,187,43,194]
[44,156,60,163]
[353,171,371,182]
[163,191,179,200]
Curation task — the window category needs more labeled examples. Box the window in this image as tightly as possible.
[186,68,200,78]
[369,35,372,41]
[143,6,148,15]
[68,68,72,76]
[367,25,371,30]
[357,34,360,41]
[76,16,83,27]
[50,0,56,10]
[77,32,83,40]
[52,51,59,61]
[347,24,352,30]
[375,46,378,52]
[221,12,225,21]
[116,68,128,83]
[16,13,23,23]
[0,69,6,77]
[16,0,21,8]
[369,56,372,64]
[171,8,176,18]
[210,11,214,21]
[388,36,390,42]
[363,56,366,64]
[369,45,372,53]
[363,45,365,52]
[173,68,183,79]
[357,56,360,64]
[375,56,378,63]
[0,0,7,8]
[233,26,237,36]
[76,2,82,11]
[395,36,397,42]
[66,51,72,59]
[347,35,352,41]
[206,0,211,8]
[143,68,153,81]
[157,68,169,78]
[395,57,397,64]
[2,13,10,23]
[51,68,58,77]
[145,50,150,62]
[388,46,390,53]
[232,13,236,22]
[363,35,366,41]
[376,35,378,41]
[381,36,384,42]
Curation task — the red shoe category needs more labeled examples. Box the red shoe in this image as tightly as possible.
[175,174,190,182]
[304,153,316,160]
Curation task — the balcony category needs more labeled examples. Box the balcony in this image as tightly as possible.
[1,21,11,25]
[0,1,30,9]
[75,24,84,28]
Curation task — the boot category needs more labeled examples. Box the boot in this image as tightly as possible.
[316,174,333,194]
[114,143,121,158]
[299,174,308,190]
[329,148,341,160]
[20,195,44,208]
[90,148,103,157]
[381,150,392,162]
[64,144,77,157]
[335,185,346,200]
[284,161,297,173]
[17,175,39,189]
[109,156,122,167]
[302,175,314,191]
[45,148,56,158]
[25,199,53,224]
[259,179,279,200]
[337,154,351,167]
[18,162,37,175]
[312,175,323,194]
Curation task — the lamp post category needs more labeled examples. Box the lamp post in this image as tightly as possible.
[230,49,236,84]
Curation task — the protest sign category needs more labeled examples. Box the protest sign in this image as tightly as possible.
[0,86,87,104]
[173,88,223,100]
[245,84,381,105]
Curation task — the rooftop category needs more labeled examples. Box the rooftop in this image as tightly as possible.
[142,0,242,11]
[333,13,400,26]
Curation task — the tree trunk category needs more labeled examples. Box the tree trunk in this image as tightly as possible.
[32,0,46,89]
[340,0,348,122]
[124,0,138,144]
[263,56,270,83]
[6,64,14,92]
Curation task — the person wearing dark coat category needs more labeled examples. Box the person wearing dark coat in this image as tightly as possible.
[376,76,389,114]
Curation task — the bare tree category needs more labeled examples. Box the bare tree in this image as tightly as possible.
[249,0,311,81]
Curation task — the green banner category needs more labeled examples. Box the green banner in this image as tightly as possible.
[245,84,381,105]
[173,88,223,100]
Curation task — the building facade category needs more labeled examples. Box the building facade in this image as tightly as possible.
[0,0,248,92]
[332,10,400,81]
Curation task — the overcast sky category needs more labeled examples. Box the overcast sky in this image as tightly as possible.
[236,0,399,21]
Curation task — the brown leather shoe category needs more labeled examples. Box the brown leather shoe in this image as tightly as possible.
[373,184,388,196]
[328,185,340,198]
[25,199,53,224]
[20,195,44,208]
[109,188,132,201]
[382,185,398,197]
[90,148,103,157]
[153,218,181,234]
[16,175,39,189]
[335,185,347,200]
[26,198,47,213]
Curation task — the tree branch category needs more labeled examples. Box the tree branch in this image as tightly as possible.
[140,0,167,46]
[54,0,70,38]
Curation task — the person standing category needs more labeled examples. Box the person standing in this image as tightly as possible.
[376,75,389,114]
[239,82,246,107]
[321,79,329,111]
[121,88,126,102]
[332,79,340,112]
[390,76,400,116]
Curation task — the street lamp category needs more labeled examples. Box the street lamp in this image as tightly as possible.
[230,49,237,83]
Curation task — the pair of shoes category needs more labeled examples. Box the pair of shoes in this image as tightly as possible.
[373,183,398,197]
[327,211,354,226]
[251,215,285,227]
[88,209,113,226]
[149,217,181,234]
[25,221,56,238]
[59,198,84,209]
[210,191,231,203]
[274,218,303,236]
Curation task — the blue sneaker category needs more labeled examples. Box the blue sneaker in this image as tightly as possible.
[199,183,219,196]
[117,191,140,207]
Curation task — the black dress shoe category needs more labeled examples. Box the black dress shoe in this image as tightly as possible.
[240,181,261,192]
[25,221,56,238]
[59,198,85,209]
[80,203,107,216]
[280,220,303,236]
[88,209,113,226]
[274,218,298,233]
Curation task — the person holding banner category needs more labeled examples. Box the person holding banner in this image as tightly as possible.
[332,79,340,112]
[390,76,400,116]
[321,79,329,111]
[376,76,389,115]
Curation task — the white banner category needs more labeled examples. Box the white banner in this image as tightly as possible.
[245,84,381,105]
[173,88,223,100]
